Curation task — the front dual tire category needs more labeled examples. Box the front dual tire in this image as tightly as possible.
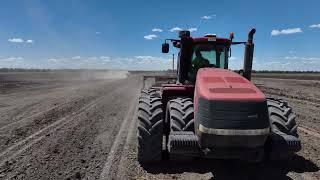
[137,90,299,163]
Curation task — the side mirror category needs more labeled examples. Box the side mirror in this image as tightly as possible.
[162,43,169,53]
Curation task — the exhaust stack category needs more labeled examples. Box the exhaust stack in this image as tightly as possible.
[243,28,256,81]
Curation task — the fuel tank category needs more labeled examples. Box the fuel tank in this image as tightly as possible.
[194,68,270,148]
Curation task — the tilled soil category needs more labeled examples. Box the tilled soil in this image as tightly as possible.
[0,71,141,179]
[120,77,320,180]
[0,72,319,180]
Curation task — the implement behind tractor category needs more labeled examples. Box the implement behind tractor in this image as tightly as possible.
[137,29,301,163]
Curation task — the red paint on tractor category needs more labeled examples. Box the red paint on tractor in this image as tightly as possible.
[195,68,266,102]
[161,84,194,97]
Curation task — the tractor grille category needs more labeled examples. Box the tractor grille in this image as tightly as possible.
[196,98,270,130]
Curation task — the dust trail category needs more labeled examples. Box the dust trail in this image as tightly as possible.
[78,70,130,80]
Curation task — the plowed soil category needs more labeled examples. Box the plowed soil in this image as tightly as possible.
[0,71,319,180]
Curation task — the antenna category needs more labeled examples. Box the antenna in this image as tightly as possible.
[172,54,175,70]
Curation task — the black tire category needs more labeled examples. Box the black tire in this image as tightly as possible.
[137,90,164,163]
[267,98,298,137]
[140,88,158,97]
[166,97,194,132]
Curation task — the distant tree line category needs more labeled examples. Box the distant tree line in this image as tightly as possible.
[251,70,320,73]
[0,68,120,72]
[0,68,52,72]
[166,69,320,74]
[0,68,319,73]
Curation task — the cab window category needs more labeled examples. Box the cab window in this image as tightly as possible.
[192,44,227,68]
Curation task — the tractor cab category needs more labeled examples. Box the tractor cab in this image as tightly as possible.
[191,42,228,69]
[189,36,231,81]
[162,31,232,83]
[192,35,231,69]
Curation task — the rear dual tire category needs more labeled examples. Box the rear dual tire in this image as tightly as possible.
[137,89,164,163]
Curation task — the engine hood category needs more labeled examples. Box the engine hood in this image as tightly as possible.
[195,68,265,102]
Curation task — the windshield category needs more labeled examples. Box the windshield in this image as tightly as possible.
[192,44,228,69]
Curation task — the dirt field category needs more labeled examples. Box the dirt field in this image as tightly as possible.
[0,71,319,180]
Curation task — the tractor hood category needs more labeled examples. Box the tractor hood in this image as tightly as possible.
[195,68,265,102]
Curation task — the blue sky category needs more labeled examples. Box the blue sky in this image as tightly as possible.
[0,0,320,71]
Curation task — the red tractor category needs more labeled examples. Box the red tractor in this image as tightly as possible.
[137,28,301,163]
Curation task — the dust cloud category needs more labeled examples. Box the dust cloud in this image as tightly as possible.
[77,70,130,81]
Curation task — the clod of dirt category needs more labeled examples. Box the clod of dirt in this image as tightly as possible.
[53,148,59,154]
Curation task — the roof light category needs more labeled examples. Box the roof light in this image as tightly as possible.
[204,34,216,37]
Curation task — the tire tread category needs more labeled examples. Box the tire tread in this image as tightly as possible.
[137,89,164,163]
[267,98,298,137]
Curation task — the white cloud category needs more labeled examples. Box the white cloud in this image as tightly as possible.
[95,31,101,34]
[144,34,157,40]
[201,15,216,20]
[268,61,281,64]
[135,56,155,59]
[249,56,320,71]
[8,38,24,43]
[0,57,24,62]
[100,56,110,62]
[71,56,81,60]
[301,57,320,61]
[48,58,58,62]
[201,16,212,20]
[5,54,317,71]
[44,55,172,70]
[47,58,66,63]
[169,27,196,33]
[271,28,302,36]
[152,28,163,32]
[0,57,25,68]
[8,38,34,44]
[285,56,299,59]
[309,24,320,28]
[283,56,320,61]
[89,56,98,60]
[134,56,171,67]
[188,28,197,32]
[169,27,183,32]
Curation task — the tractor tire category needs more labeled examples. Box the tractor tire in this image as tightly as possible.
[140,88,158,98]
[137,90,164,163]
[166,97,194,132]
[267,98,298,137]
